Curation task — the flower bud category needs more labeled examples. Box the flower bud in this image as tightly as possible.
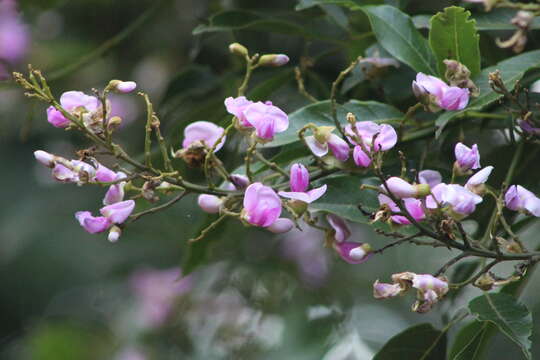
[108,226,122,242]
[290,163,309,192]
[107,116,122,131]
[258,54,290,67]
[176,141,207,167]
[334,242,372,264]
[230,174,250,190]
[197,194,222,214]
[229,42,248,57]
[47,106,70,128]
[473,273,495,291]
[34,150,56,167]
[267,218,294,234]
[454,142,480,174]
[353,145,371,167]
[385,177,430,199]
[108,80,137,93]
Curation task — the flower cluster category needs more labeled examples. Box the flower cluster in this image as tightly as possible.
[412,73,469,111]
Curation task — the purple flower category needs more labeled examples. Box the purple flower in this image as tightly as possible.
[334,242,372,264]
[326,214,351,243]
[46,91,100,128]
[243,101,289,141]
[182,121,226,152]
[230,174,250,189]
[454,143,481,172]
[0,0,29,63]
[103,172,127,205]
[115,81,137,94]
[94,163,117,182]
[378,194,425,225]
[130,267,192,328]
[413,73,469,111]
[465,166,493,194]
[345,121,397,153]
[224,96,253,127]
[100,199,135,224]
[373,280,402,299]
[418,170,442,188]
[505,185,540,217]
[267,218,295,234]
[75,211,111,234]
[304,127,350,161]
[279,163,327,204]
[197,194,222,214]
[426,183,483,217]
[353,145,371,167]
[243,182,282,227]
[34,150,55,167]
[518,119,540,136]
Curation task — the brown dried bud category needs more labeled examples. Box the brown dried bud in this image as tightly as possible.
[229,42,248,57]
[474,273,495,291]
[444,60,479,97]
[176,141,207,167]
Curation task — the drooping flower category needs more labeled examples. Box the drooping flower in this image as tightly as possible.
[334,241,372,264]
[454,142,481,172]
[326,214,351,243]
[411,274,449,313]
[243,182,282,227]
[426,183,483,217]
[377,194,425,225]
[505,185,540,217]
[418,169,442,188]
[243,101,289,141]
[412,73,469,111]
[304,126,350,161]
[278,163,327,204]
[47,91,100,128]
[373,280,403,299]
[465,166,493,194]
[224,96,253,127]
[383,177,430,199]
[345,121,397,153]
[100,199,135,224]
[182,121,226,152]
[75,211,111,234]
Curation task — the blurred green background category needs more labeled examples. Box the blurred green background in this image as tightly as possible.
[2,0,540,359]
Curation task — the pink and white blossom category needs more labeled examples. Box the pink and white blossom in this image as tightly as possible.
[182,121,226,152]
[345,121,397,152]
[279,163,327,204]
[427,183,483,216]
[418,169,442,188]
[378,194,425,225]
[505,185,540,217]
[243,101,289,140]
[100,199,135,224]
[465,166,493,193]
[454,142,481,172]
[75,211,111,234]
[243,182,282,227]
[334,242,372,264]
[224,96,253,126]
[197,194,222,214]
[412,73,469,111]
[47,91,100,128]
[304,128,350,161]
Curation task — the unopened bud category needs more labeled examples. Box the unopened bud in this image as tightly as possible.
[176,141,207,167]
[258,54,290,67]
[267,218,294,234]
[108,226,122,243]
[314,125,334,144]
[474,273,495,291]
[346,112,356,125]
[229,42,248,57]
[334,242,372,264]
[34,150,56,167]
[107,116,122,131]
[230,174,250,190]
[197,194,222,214]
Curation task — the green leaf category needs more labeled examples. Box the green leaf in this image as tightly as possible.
[267,100,403,148]
[429,6,480,76]
[414,9,540,31]
[373,323,447,360]
[193,9,342,42]
[449,321,493,360]
[295,0,380,11]
[435,49,540,137]
[361,5,438,75]
[468,292,533,359]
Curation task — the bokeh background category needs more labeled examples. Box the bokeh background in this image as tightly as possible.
[1,0,540,359]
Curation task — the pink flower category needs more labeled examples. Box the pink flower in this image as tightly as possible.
[345,121,397,152]
[505,185,540,217]
[224,96,253,127]
[426,183,482,216]
[34,150,55,167]
[103,172,127,205]
[100,200,135,224]
[243,101,289,140]
[412,73,469,111]
[243,182,282,227]
[182,121,226,152]
[411,274,449,313]
[455,143,481,172]
[305,132,350,161]
[115,81,137,93]
[334,242,372,264]
[326,214,351,243]
[51,160,96,184]
[378,194,425,225]
[353,145,371,167]
[75,211,111,234]
[197,194,222,214]
[278,163,327,204]
[267,218,295,234]
[418,170,442,188]
[0,0,29,63]
[94,163,117,182]
[46,91,100,128]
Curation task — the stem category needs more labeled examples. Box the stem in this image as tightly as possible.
[189,214,227,243]
[245,140,257,182]
[294,67,318,103]
[129,191,188,222]
[141,93,154,169]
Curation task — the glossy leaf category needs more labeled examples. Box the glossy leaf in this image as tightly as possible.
[435,49,540,137]
[449,321,492,360]
[267,100,403,148]
[429,6,480,76]
[468,292,533,359]
[295,0,381,10]
[361,5,438,75]
[373,323,447,360]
